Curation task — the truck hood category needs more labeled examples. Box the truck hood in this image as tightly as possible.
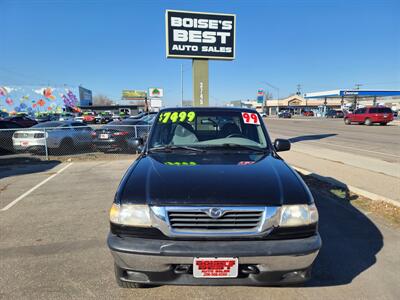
[118,152,312,206]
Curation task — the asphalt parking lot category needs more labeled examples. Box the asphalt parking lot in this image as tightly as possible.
[1,159,399,299]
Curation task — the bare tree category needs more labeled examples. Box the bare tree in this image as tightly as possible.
[265,91,273,100]
[93,94,113,106]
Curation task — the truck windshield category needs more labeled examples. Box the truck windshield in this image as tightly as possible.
[148,110,269,151]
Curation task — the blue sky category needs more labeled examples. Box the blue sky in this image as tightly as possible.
[1,0,399,106]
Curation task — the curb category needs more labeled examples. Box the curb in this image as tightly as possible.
[293,166,400,208]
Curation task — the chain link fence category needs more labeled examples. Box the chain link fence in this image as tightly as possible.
[0,124,151,161]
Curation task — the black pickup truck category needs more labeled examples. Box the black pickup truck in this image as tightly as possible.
[107,107,321,287]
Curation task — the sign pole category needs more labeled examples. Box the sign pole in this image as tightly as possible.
[192,59,209,106]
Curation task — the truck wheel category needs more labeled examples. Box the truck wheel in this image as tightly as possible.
[380,122,387,126]
[114,263,147,289]
[364,118,372,126]
[344,118,351,125]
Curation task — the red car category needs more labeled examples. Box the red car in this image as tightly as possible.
[344,106,394,126]
[82,112,96,124]
[303,111,314,117]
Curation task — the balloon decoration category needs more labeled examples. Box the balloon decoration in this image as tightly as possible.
[43,87,56,100]
[0,87,8,96]
[62,90,78,108]
[20,95,29,102]
[1,86,81,114]
[37,99,46,107]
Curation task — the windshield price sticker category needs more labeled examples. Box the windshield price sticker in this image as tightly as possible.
[158,111,196,123]
[242,112,260,125]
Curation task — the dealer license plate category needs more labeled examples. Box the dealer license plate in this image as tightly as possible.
[193,257,238,278]
[20,141,29,147]
[99,134,109,139]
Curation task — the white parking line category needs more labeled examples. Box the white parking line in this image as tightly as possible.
[0,163,73,212]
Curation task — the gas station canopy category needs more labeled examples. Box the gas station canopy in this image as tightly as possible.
[304,89,400,99]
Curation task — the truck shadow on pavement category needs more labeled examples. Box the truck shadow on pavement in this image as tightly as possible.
[0,157,60,180]
[303,174,384,287]
[289,134,337,143]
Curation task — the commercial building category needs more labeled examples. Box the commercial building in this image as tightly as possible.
[265,90,400,115]
[227,89,400,115]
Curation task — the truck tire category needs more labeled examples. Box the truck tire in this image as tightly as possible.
[344,118,351,125]
[364,118,372,126]
[380,122,387,126]
[114,263,147,289]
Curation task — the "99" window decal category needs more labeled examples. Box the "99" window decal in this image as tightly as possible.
[241,112,260,125]
[158,111,196,123]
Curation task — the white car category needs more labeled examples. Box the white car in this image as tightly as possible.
[74,116,84,122]
[13,121,93,154]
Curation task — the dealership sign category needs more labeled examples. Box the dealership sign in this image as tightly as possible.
[165,10,236,60]
[148,88,164,98]
[122,90,147,100]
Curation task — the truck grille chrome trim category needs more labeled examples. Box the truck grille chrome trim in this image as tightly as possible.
[150,206,281,238]
[168,210,263,230]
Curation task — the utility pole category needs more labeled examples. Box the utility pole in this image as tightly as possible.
[180,64,183,107]
[355,83,363,90]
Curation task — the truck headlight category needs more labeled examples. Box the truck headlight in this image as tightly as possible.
[279,204,318,227]
[109,203,152,227]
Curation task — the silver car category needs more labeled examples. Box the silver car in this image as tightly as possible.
[13,121,93,154]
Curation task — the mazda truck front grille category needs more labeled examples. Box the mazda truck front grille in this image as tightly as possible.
[167,209,264,231]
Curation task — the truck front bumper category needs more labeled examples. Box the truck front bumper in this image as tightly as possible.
[108,233,322,286]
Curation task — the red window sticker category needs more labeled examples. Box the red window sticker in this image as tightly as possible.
[242,112,260,125]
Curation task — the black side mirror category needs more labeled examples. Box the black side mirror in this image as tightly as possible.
[274,139,291,152]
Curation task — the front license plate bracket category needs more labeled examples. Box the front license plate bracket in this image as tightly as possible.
[193,257,238,278]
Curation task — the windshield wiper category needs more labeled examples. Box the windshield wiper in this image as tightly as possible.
[219,143,268,152]
[148,145,206,153]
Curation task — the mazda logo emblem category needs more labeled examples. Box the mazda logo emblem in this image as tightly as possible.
[207,208,224,219]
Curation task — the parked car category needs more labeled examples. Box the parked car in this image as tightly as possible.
[302,111,314,117]
[129,111,157,120]
[35,114,58,123]
[0,120,23,153]
[93,116,154,153]
[344,106,394,126]
[12,121,93,154]
[260,112,267,117]
[326,110,344,118]
[108,107,321,288]
[0,111,9,120]
[56,113,75,121]
[98,112,114,124]
[278,111,292,118]
[3,115,37,127]
[82,112,96,124]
